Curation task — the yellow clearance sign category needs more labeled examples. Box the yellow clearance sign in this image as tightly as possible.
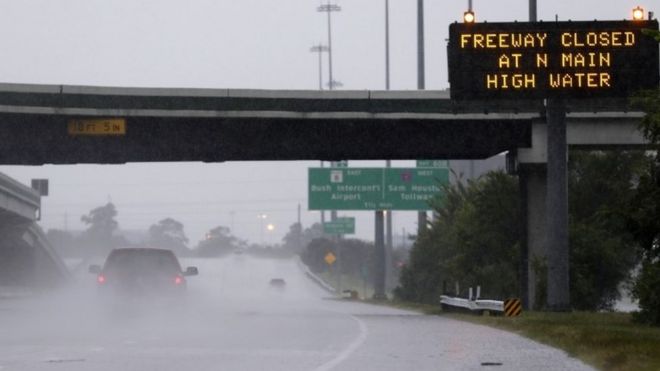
[448,20,659,100]
[68,118,126,136]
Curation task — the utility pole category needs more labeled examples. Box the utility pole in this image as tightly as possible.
[318,2,341,90]
[310,44,329,90]
[416,0,427,235]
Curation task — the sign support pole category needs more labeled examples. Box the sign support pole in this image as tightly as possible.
[546,98,570,311]
[373,210,386,299]
[385,160,393,290]
[518,0,537,311]
[416,0,427,236]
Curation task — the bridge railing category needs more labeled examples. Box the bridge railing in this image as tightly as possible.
[0,172,40,211]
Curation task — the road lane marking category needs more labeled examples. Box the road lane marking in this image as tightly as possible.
[313,314,368,371]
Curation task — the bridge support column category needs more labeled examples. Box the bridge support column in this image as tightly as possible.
[546,99,570,311]
[373,210,386,300]
[520,165,547,310]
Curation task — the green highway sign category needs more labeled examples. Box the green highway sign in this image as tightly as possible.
[323,217,355,235]
[416,160,449,168]
[308,168,449,211]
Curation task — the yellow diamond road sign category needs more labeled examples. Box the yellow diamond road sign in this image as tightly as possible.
[324,252,336,266]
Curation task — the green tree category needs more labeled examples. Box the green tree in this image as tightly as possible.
[301,238,334,273]
[282,222,326,254]
[628,30,660,323]
[196,226,239,257]
[148,218,190,256]
[567,151,645,310]
[439,171,520,300]
[281,222,303,253]
[80,203,125,255]
[397,158,643,310]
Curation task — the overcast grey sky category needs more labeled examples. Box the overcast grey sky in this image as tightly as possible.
[0,0,651,246]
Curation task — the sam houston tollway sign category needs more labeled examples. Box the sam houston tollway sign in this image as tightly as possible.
[448,20,659,100]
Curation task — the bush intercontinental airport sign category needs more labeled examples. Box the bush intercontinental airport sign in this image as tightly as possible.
[448,20,659,100]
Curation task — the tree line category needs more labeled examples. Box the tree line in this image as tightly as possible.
[47,203,254,258]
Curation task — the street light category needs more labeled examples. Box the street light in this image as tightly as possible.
[317,2,341,90]
[464,0,475,23]
[310,44,329,90]
[258,214,267,244]
[463,11,475,23]
[632,6,645,21]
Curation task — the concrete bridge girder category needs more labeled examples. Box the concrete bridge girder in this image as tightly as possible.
[0,173,70,289]
[0,172,40,222]
[518,113,647,165]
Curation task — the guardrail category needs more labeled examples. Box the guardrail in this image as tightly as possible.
[440,295,504,314]
[440,286,523,317]
[0,172,40,210]
[295,256,337,295]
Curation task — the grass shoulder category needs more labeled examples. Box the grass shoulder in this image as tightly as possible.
[445,311,660,371]
[362,299,660,371]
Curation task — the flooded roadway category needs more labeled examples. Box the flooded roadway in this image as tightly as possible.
[0,255,593,370]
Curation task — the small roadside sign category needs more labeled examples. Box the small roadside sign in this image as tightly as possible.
[323,217,355,235]
[31,179,49,196]
[324,252,337,266]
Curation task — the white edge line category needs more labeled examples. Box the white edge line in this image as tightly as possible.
[312,314,368,371]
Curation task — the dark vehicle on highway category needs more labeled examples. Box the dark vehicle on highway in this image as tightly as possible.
[89,248,198,297]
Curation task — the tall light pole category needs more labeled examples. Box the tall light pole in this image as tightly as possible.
[384,1,393,289]
[318,2,341,90]
[417,0,425,90]
[385,0,390,90]
[310,44,329,90]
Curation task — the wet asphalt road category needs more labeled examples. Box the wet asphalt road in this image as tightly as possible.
[0,256,594,371]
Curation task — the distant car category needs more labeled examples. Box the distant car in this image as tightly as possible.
[269,278,286,288]
[89,248,198,297]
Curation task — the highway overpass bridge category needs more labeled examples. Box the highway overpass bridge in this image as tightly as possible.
[0,83,649,307]
[0,172,69,290]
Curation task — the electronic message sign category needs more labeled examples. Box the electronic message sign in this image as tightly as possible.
[448,20,659,100]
